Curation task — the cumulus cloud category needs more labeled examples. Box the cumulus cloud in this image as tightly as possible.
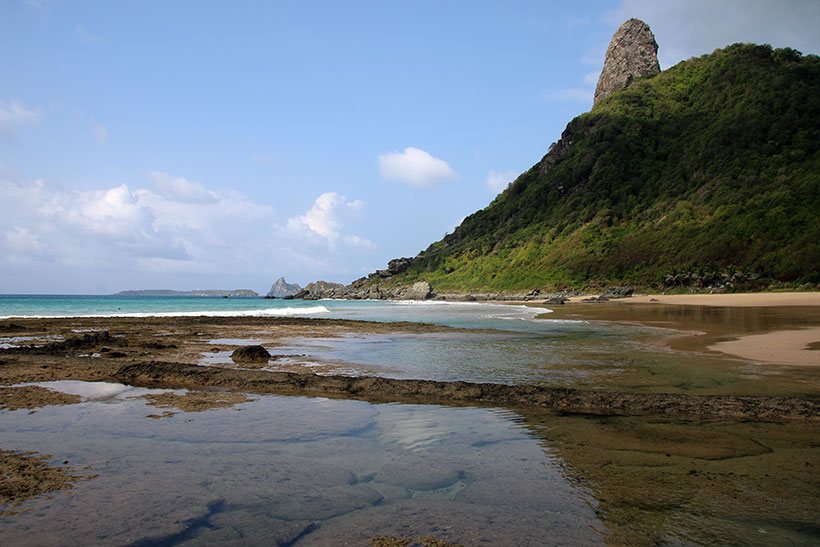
[378,147,456,188]
[0,176,257,272]
[286,192,371,245]
[0,175,375,292]
[148,171,217,203]
[485,170,518,192]
[0,99,42,136]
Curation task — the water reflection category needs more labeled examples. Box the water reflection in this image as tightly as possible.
[261,329,817,396]
[2,381,818,545]
[0,385,601,546]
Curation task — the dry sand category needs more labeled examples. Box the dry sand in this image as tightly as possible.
[549,292,820,366]
[710,327,820,367]
[618,292,820,307]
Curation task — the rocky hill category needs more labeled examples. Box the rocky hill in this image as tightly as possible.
[368,38,819,294]
[265,277,302,298]
[295,21,819,300]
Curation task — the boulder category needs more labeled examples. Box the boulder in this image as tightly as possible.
[602,286,634,299]
[231,345,271,363]
[405,281,432,300]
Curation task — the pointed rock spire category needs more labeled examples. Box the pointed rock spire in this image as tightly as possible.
[594,18,660,105]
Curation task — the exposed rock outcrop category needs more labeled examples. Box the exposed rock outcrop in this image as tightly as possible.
[265,277,302,298]
[594,18,660,104]
[406,281,432,300]
[290,280,346,300]
[116,362,820,421]
[230,345,271,363]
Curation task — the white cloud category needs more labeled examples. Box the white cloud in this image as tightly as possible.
[0,99,42,136]
[378,147,456,188]
[286,191,368,243]
[148,171,217,203]
[94,123,108,144]
[0,174,377,292]
[4,227,42,253]
[608,0,820,69]
[485,170,518,193]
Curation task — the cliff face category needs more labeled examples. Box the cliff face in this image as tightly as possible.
[594,18,660,104]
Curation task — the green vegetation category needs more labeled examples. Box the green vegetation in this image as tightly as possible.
[389,44,820,292]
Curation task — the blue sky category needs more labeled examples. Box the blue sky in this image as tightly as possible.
[2,0,819,294]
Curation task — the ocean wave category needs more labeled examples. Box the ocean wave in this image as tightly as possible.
[391,299,553,314]
[0,306,331,319]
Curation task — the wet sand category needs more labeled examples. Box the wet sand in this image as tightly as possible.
[623,291,820,307]
[540,294,820,368]
[710,326,820,366]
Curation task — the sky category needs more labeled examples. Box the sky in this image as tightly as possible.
[2,0,819,294]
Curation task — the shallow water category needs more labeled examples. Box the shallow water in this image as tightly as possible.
[3,382,818,545]
[0,383,602,546]
[200,327,813,396]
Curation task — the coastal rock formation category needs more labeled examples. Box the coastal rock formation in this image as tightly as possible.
[594,18,660,104]
[266,277,302,298]
[115,362,820,422]
[291,280,346,300]
[406,281,432,300]
[230,345,271,363]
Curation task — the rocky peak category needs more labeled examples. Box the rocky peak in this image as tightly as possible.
[594,18,660,105]
[265,277,302,298]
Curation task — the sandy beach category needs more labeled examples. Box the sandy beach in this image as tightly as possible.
[540,292,820,367]
[709,326,820,367]
[621,292,820,307]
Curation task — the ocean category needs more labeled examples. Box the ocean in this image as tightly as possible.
[0,294,554,330]
[2,295,818,544]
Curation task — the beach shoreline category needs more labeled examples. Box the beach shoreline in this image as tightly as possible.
[514,292,820,367]
[1,314,817,420]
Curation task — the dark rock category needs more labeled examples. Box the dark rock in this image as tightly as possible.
[581,296,610,303]
[544,296,568,305]
[115,362,820,421]
[594,18,660,104]
[231,345,271,363]
[298,280,346,300]
[603,286,634,299]
[387,257,413,275]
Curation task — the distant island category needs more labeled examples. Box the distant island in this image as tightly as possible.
[115,289,259,297]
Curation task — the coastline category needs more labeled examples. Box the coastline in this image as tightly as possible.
[1,314,817,419]
[528,291,820,367]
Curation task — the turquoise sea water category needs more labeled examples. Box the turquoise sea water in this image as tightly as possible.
[0,294,780,393]
[0,294,555,331]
